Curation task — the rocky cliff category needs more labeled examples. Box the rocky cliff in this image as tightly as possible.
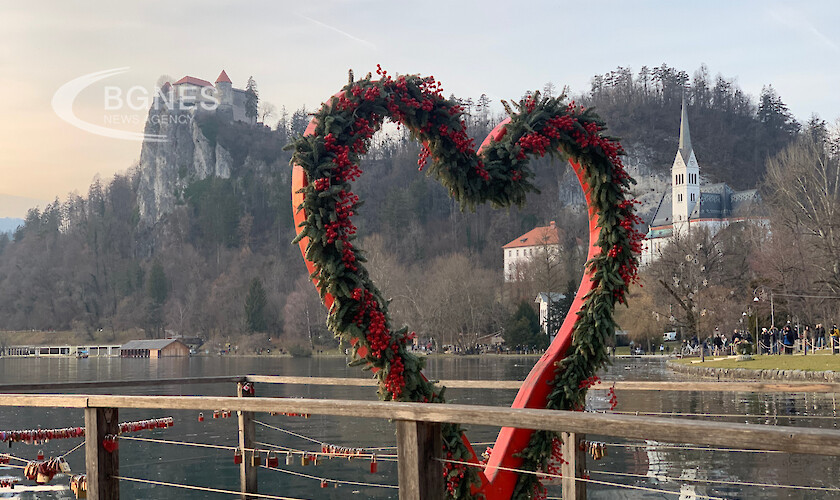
[137,108,233,225]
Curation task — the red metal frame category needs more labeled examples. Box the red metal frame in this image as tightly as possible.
[291,116,601,499]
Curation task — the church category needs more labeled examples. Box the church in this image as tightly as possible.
[641,100,762,265]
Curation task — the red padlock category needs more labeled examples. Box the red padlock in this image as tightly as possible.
[266,451,279,468]
[213,410,220,419]
[198,412,204,422]
[102,435,118,453]
[370,454,378,473]
[233,448,242,465]
[37,450,44,460]
[320,479,328,488]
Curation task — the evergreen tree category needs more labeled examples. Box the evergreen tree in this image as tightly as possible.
[245,76,259,121]
[244,278,267,332]
[146,261,167,338]
[503,301,545,349]
[147,261,168,305]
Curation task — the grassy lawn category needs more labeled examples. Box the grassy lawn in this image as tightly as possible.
[674,353,840,371]
[0,329,144,346]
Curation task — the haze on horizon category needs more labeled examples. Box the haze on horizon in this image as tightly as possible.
[1,0,838,218]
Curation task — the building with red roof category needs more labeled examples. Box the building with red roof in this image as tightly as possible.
[156,70,255,125]
[502,221,562,281]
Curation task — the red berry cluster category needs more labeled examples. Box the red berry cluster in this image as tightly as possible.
[351,288,390,354]
[475,161,490,181]
[578,374,601,390]
[335,94,357,111]
[384,356,405,396]
[443,449,468,498]
[417,143,431,171]
[518,132,551,157]
[351,118,375,153]
[363,85,380,101]
[607,386,618,410]
[324,133,362,182]
[323,190,358,246]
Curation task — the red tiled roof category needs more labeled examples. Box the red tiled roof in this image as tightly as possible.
[215,70,232,84]
[503,221,561,249]
[172,76,213,87]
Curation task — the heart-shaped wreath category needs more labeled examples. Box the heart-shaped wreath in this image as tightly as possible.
[289,67,642,499]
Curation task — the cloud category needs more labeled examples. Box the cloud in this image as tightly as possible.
[767,7,840,53]
[297,14,376,49]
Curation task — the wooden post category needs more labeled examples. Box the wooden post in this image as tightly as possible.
[561,432,586,500]
[85,407,119,500]
[396,420,443,500]
[237,382,257,499]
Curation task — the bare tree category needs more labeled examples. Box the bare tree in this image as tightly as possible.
[258,102,276,124]
[645,225,753,340]
[765,133,840,293]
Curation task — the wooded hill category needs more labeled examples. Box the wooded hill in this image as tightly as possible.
[0,64,806,350]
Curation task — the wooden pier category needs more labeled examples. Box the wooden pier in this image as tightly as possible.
[1,376,839,499]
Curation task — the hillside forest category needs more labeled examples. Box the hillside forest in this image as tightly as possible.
[0,63,836,354]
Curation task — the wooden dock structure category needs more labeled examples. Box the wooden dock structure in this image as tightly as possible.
[1,376,839,499]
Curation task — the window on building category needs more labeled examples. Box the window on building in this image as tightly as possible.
[691,193,694,201]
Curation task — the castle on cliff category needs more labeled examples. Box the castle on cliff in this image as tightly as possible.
[155,70,255,124]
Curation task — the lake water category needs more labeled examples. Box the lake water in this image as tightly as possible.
[0,355,838,499]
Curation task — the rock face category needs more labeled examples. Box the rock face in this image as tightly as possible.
[137,108,233,225]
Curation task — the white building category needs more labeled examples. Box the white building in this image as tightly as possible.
[502,221,561,281]
[641,99,762,265]
[535,292,566,341]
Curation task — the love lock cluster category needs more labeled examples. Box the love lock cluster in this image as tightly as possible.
[0,478,18,489]
[585,441,607,461]
[70,475,87,498]
[118,417,173,433]
[0,427,84,445]
[23,456,71,484]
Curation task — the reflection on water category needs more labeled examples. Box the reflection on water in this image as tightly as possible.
[0,356,837,499]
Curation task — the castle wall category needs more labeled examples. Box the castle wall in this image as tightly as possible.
[231,88,255,124]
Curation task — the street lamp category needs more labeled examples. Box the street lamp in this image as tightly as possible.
[753,287,775,328]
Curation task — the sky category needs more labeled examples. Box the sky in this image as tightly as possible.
[1,0,838,217]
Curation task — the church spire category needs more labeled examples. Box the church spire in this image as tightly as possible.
[678,95,692,162]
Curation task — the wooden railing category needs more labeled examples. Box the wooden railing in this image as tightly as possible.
[1,377,839,499]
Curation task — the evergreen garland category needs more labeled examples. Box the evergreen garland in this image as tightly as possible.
[288,68,642,499]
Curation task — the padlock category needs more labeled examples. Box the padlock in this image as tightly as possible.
[213,410,220,419]
[233,448,242,465]
[301,454,310,466]
[285,452,294,466]
[251,450,262,467]
[266,451,279,468]
[370,454,378,473]
[58,457,71,473]
[37,449,44,460]
[311,455,319,466]
[320,479,328,488]
[198,412,204,422]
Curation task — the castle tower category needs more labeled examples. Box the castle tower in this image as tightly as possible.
[215,70,233,105]
[671,97,700,234]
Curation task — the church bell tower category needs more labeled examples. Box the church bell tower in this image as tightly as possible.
[672,97,700,234]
